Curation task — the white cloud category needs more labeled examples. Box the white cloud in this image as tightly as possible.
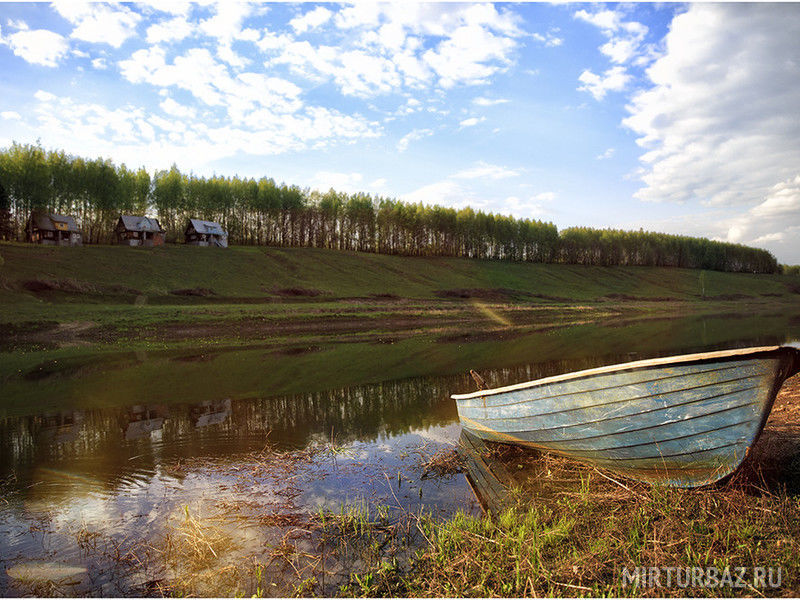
[751,176,800,219]
[91,57,107,70]
[3,27,69,67]
[198,2,253,41]
[533,192,556,203]
[596,148,615,160]
[574,8,649,63]
[397,128,433,152]
[261,3,525,97]
[423,21,517,88]
[1,111,22,121]
[309,171,363,193]
[334,4,382,30]
[198,3,257,68]
[622,4,800,262]
[401,180,477,209]
[574,7,652,101]
[146,16,193,44]
[53,2,141,48]
[138,1,193,18]
[26,82,381,172]
[459,116,486,128]
[624,4,800,207]
[290,7,332,34]
[574,9,623,32]
[472,96,508,107]
[452,162,520,180]
[307,172,388,195]
[159,97,196,119]
[532,31,563,48]
[721,176,800,260]
[577,66,630,100]
[6,19,28,30]
[505,194,555,219]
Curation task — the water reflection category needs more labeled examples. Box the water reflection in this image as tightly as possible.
[1,310,800,595]
[2,310,800,505]
[191,398,231,429]
[123,405,167,441]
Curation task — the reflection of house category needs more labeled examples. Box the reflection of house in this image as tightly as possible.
[191,398,231,428]
[26,211,82,246]
[115,215,165,246]
[38,411,85,445]
[123,405,168,441]
[185,219,228,247]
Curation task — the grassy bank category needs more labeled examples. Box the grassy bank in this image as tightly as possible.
[16,377,792,598]
[334,378,800,598]
[1,242,799,349]
[190,380,800,598]
[1,242,798,303]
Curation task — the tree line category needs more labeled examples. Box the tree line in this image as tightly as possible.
[0,142,782,273]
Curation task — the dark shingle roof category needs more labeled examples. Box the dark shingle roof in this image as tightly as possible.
[188,219,227,236]
[30,211,81,232]
[119,215,164,233]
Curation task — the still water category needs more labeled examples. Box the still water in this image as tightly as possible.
[1,310,799,594]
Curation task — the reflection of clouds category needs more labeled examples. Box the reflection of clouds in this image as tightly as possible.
[3,423,475,595]
[406,423,461,447]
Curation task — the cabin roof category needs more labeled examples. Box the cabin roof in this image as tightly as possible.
[119,215,164,233]
[187,218,227,236]
[29,211,81,232]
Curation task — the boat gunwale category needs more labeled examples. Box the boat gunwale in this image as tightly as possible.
[451,345,784,400]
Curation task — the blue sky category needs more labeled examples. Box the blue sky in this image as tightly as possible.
[1,2,799,263]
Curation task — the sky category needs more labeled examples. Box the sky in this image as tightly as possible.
[1,2,799,264]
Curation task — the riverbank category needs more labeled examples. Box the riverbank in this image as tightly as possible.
[1,242,798,350]
[4,377,797,597]
[351,377,800,598]
[2,242,800,597]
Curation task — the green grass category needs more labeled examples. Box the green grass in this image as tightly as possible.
[2,241,798,304]
[332,472,800,597]
[2,242,798,348]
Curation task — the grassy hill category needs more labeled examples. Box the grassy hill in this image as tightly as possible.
[1,242,799,414]
[1,242,798,353]
[1,242,798,304]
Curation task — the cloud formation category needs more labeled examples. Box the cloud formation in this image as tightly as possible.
[624,3,800,259]
[53,2,142,48]
[1,23,69,67]
[574,7,652,101]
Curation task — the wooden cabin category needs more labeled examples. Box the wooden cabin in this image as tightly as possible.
[185,218,228,247]
[26,211,82,246]
[115,215,165,247]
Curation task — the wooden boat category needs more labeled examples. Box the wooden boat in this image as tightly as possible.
[458,429,513,513]
[453,346,800,487]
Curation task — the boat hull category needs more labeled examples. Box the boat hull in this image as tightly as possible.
[453,346,800,487]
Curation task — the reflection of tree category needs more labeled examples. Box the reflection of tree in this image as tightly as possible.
[0,373,460,503]
[0,353,656,503]
[1,337,795,506]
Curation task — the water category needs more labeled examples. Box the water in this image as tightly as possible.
[1,310,799,594]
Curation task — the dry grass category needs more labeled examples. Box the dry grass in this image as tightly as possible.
[419,448,465,478]
[339,378,800,597]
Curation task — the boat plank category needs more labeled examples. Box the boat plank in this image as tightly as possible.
[458,431,514,514]
[453,346,800,487]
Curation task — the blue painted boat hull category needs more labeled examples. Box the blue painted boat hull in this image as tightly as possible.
[452,346,800,487]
